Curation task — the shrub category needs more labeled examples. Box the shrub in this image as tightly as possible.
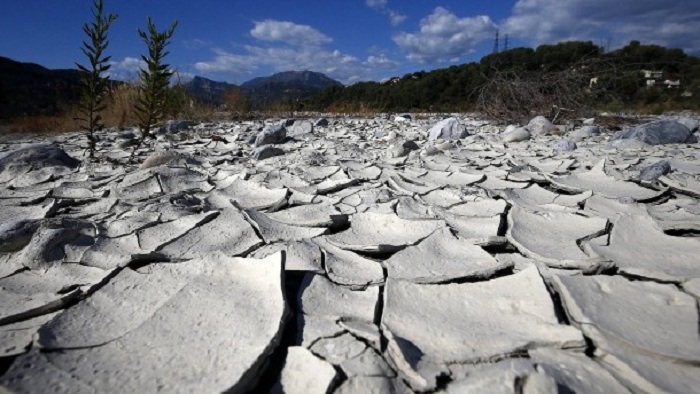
[75,0,117,158]
[130,17,178,162]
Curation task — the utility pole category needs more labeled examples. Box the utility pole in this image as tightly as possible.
[493,29,500,54]
[504,34,509,51]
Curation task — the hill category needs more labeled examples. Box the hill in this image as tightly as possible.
[240,70,342,109]
[182,76,239,107]
[0,56,84,119]
[308,40,700,118]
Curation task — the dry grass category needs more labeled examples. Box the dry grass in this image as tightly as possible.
[4,82,224,134]
[9,114,82,134]
[102,83,141,128]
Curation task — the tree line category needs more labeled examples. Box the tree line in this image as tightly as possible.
[305,40,700,120]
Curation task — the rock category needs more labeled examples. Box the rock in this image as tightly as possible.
[139,151,180,169]
[159,193,262,259]
[610,120,693,145]
[428,117,468,140]
[335,377,396,394]
[0,263,110,326]
[526,116,556,135]
[546,159,665,200]
[0,144,80,183]
[569,125,600,142]
[243,208,327,243]
[157,119,192,134]
[503,184,590,213]
[586,213,700,282]
[251,240,323,273]
[219,179,288,211]
[401,139,420,151]
[529,348,631,394]
[288,120,313,137]
[255,123,287,147]
[675,116,698,132]
[445,359,539,393]
[382,266,584,391]
[272,347,337,394]
[606,139,650,150]
[552,139,577,151]
[507,205,607,269]
[0,219,39,253]
[383,227,511,283]
[639,159,671,183]
[313,237,384,286]
[422,145,440,156]
[252,145,285,160]
[553,274,700,393]
[315,118,329,127]
[309,332,366,364]
[502,127,530,142]
[0,312,59,357]
[3,253,288,394]
[326,212,444,254]
[298,273,378,322]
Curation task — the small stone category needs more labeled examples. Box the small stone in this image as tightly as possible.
[639,159,671,183]
[252,145,285,160]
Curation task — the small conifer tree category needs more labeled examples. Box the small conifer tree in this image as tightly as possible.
[75,0,117,158]
[130,17,178,162]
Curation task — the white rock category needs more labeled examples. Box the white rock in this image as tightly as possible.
[384,227,510,283]
[326,212,444,254]
[382,266,584,391]
[4,253,288,393]
[272,347,337,394]
[298,273,378,322]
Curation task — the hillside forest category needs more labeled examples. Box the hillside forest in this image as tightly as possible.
[1,40,699,132]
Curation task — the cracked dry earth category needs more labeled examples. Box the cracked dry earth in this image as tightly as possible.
[0,114,699,394]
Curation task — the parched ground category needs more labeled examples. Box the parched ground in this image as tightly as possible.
[0,114,699,393]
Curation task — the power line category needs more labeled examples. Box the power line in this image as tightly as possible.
[493,29,500,54]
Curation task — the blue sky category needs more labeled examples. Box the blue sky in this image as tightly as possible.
[1,0,698,85]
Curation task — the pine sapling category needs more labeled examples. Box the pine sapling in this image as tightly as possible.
[75,0,117,159]
[130,17,178,162]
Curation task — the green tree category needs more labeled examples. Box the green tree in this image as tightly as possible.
[75,0,117,158]
[131,17,178,162]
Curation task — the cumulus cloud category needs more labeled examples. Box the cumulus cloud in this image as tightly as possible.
[105,57,146,81]
[366,0,387,9]
[393,7,496,63]
[503,0,700,54]
[389,10,407,26]
[366,0,407,26]
[194,20,400,84]
[250,20,332,46]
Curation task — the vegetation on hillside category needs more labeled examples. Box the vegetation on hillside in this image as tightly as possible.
[307,40,700,121]
[2,37,699,134]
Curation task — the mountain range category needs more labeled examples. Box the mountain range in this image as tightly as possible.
[0,56,84,119]
[0,55,343,119]
[183,71,342,109]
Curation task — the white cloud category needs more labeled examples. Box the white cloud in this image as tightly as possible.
[393,7,496,63]
[365,0,407,26]
[389,10,407,26]
[182,39,211,49]
[105,57,146,81]
[503,0,700,54]
[366,0,387,9]
[195,18,402,84]
[250,20,332,46]
[195,45,400,84]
